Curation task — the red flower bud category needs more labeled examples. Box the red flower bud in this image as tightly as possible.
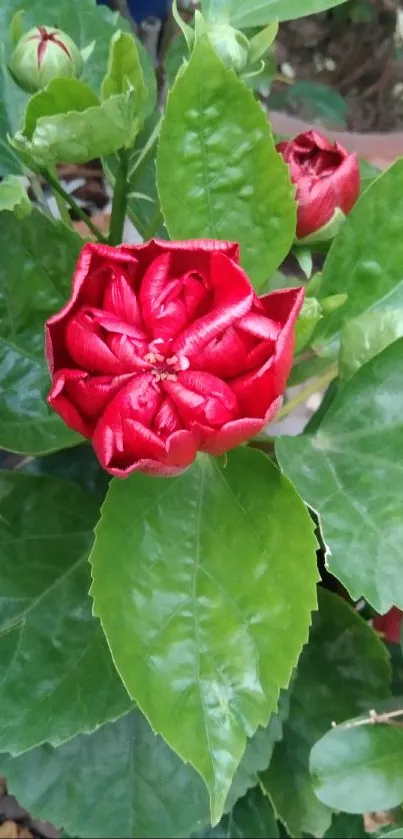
[10,25,82,93]
[46,240,303,477]
[276,130,360,241]
[373,607,402,644]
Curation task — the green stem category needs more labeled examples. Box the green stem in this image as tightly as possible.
[42,168,107,242]
[108,148,130,245]
[275,362,338,422]
[52,179,74,230]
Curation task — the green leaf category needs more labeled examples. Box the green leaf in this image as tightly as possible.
[378,827,403,839]
[314,160,403,354]
[276,339,403,612]
[326,813,368,838]
[101,29,147,143]
[285,82,347,130]
[248,21,278,64]
[295,297,322,354]
[15,91,139,165]
[102,30,145,100]
[90,449,318,824]
[226,691,290,813]
[340,309,403,380]
[311,723,403,815]
[0,471,131,755]
[0,174,30,217]
[198,787,279,838]
[0,54,25,176]
[156,36,296,289]
[0,210,84,454]
[261,589,391,837]
[23,78,99,139]
[22,443,110,504]
[0,709,209,839]
[202,0,350,27]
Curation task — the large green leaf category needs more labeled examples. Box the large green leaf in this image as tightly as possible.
[261,589,391,838]
[198,787,279,838]
[0,210,82,454]
[0,709,209,839]
[0,471,131,755]
[311,723,403,815]
[340,309,403,380]
[313,160,403,354]
[90,449,318,824]
[156,37,296,289]
[276,339,403,613]
[202,0,349,27]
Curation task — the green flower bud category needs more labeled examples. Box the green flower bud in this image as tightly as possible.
[207,25,249,72]
[10,26,83,94]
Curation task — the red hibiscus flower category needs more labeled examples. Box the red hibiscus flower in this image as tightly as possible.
[276,130,360,240]
[46,239,303,476]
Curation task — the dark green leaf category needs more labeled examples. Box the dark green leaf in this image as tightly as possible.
[377,827,403,838]
[199,787,279,838]
[0,56,25,176]
[0,471,131,755]
[311,723,403,814]
[285,82,347,129]
[0,708,209,839]
[276,339,403,612]
[340,309,403,380]
[314,160,403,354]
[326,813,368,838]
[202,0,350,27]
[90,449,318,824]
[157,37,296,289]
[261,589,391,837]
[22,444,109,504]
[0,211,83,454]
[226,692,289,813]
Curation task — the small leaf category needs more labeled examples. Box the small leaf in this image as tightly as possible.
[295,296,322,354]
[10,9,25,47]
[340,309,403,380]
[248,21,278,63]
[15,91,138,165]
[261,589,391,837]
[0,709,209,839]
[0,174,30,218]
[157,36,296,289]
[276,339,403,612]
[325,813,368,838]
[0,471,131,755]
[101,29,147,132]
[311,723,403,814]
[23,78,99,139]
[90,449,318,824]
[0,210,83,454]
[314,160,403,354]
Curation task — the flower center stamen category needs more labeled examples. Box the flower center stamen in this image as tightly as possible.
[143,351,189,382]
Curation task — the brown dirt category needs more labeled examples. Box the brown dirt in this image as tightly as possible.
[273,0,403,131]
